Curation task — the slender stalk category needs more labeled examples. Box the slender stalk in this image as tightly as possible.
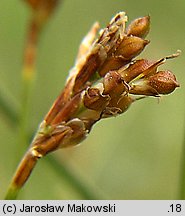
[5,146,98,199]
[178,120,185,199]
[5,121,67,199]
[19,0,60,150]
[5,150,98,200]
[5,150,39,200]
[19,13,41,153]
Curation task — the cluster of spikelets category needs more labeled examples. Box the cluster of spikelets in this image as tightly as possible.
[10,11,180,191]
[28,12,180,157]
[32,12,180,155]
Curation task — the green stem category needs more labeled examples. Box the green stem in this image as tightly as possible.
[4,185,19,200]
[178,120,185,199]
[18,77,35,153]
[18,14,39,155]
[5,148,39,200]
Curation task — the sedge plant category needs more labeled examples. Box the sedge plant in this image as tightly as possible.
[5,3,180,199]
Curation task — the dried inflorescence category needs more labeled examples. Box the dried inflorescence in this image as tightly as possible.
[10,12,180,190]
[35,12,179,154]
[33,12,180,155]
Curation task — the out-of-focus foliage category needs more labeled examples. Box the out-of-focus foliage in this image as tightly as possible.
[0,0,184,199]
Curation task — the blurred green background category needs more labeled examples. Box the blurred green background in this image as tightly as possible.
[0,0,185,199]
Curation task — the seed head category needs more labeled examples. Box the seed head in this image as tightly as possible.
[38,12,180,152]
